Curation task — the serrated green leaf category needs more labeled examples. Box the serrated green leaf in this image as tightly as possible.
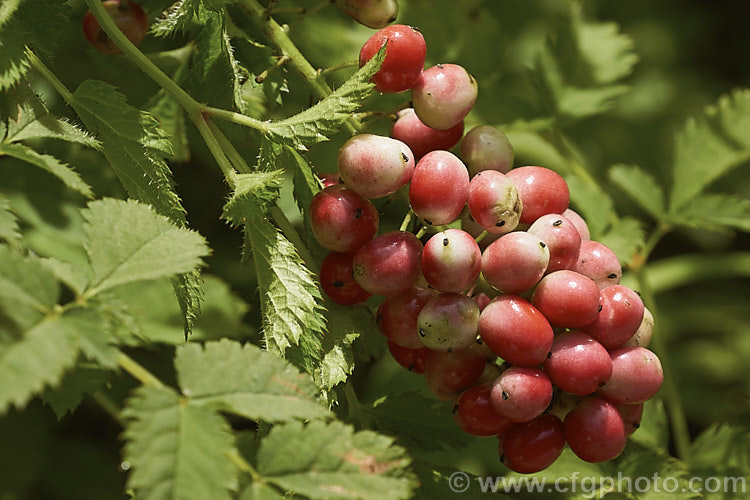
[40,257,90,296]
[565,174,615,238]
[364,391,470,453]
[671,89,750,210]
[599,217,645,265]
[264,47,385,150]
[64,307,120,369]
[11,0,68,59]
[668,193,750,233]
[609,164,666,220]
[576,14,638,85]
[0,142,93,197]
[147,59,190,163]
[256,420,416,500]
[0,0,22,28]
[315,327,358,393]
[175,340,329,422]
[411,462,487,499]
[150,0,206,37]
[285,146,327,260]
[630,399,669,452]
[558,84,630,120]
[0,21,29,91]
[171,271,205,339]
[0,314,82,413]
[183,12,235,109]
[0,246,58,332]
[82,198,209,294]
[615,441,697,500]
[123,385,237,500]
[689,424,750,472]
[41,364,109,419]
[238,482,287,500]
[325,301,384,370]
[0,194,21,245]
[222,171,283,226]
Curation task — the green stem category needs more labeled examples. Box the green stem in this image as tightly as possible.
[83,0,202,117]
[194,117,237,187]
[25,50,73,103]
[415,227,428,239]
[475,230,489,244]
[318,60,359,76]
[93,391,126,426]
[399,209,414,232]
[207,121,253,174]
[228,449,263,483]
[117,352,164,387]
[288,0,333,27]
[204,107,270,134]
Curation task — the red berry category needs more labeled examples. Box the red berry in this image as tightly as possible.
[564,396,627,463]
[454,384,514,437]
[377,287,436,348]
[617,403,644,436]
[424,347,487,400]
[501,415,565,473]
[490,367,553,423]
[563,208,590,240]
[309,185,378,253]
[598,347,664,404]
[421,229,481,293]
[412,64,478,130]
[338,134,415,199]
[388,342,431,374]
[473,292,491,312]
[417,293,480,351]
[359,24,426,93]
[319,252,371,305]
[467,171,523,234]
[527,214,582,272]
[478,295,554,367]
[531,270,601,328]
[409,151,470,225]
[353,231,422,296]
[82,0,148,54]
[482,232,549,294]
[392,108,464,160]
[460,125,514,175]
[581,285,644,350]
[572,240,622,289]
[506,166,570,224]
[543,331,613,396]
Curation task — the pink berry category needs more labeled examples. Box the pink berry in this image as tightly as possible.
[412,64,478,130]
[310,185,379,253]
[482,232,549,294]
[506,166,570,224]
[421,229,481,292]
[490,367,553,423]
[454,384,515,437]
[319,252,371,305]
[581,285,644,350]
[338,134,415,199]
[500,415,565,474]
[527,214,581,272]
[417,293,480,351]
[564,396,627,463]
[543,331,613,396]
[598,347,664,404]
[460,125,514,175]
[467,171,523,234]
[353,231,422,296]
[317,173,341,188]
[623,307,654,348]
[473,292,491,312]
[617,403,644,436]
[334,0,398,29]
[478,295,554,367]
[359,24,426,93]
[424,347,487,401]
[377,287,435,348]
[572,240,622,289]
[388,342,432,374]
[563,208,590,240]
[531,270,601,328]
[409,151,470,225]
[391,108,464,160]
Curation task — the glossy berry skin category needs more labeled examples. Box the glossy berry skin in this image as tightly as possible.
[543,331,613,396]
[623,307,654,348]
[422,229,481,292]
[83,1,148,55]
[490,367,553,423]
[527,214,582,273]
[338,134,415,199]
[501,415,565,474]
[454,384,515,437]
[564,396,627,463]
[377,287,435,348]
[531,270,601,328]
[319,252,371,305]
[460,125,514,175]
[572,240,622,289]
[617,403,644,436]
[418,293,480,351]
[388,342,431,374]
[424,347,487,400]
[310,185,378,253]
[360,24,426,93]
[482,232,549,294]
[412,64,478,130]
[581,285,644,350]
[473,292,491,312]
[506,166,570,224]
[478,295,554,367]
[468,171,523,234]
[317,173,341,188]
[409,151,470,225]
[335,0,398,29]
[599,347,664,404]
[563,208,590,240]
[353,231,422,296]
[392,108,464,160]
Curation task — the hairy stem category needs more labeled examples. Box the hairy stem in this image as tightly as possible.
[25,50,73,103]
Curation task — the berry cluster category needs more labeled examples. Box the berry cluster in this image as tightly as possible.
[311,23,663,474]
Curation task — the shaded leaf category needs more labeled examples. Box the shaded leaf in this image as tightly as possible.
[668,193,750,233]
[599,217,645,265]
[150,0,206,37]
[0,194,21,245]
[41,364,109,419]
[0,246,58,332]
[183,12,235,109]
[565,174,615,238]
[0,21,29,91]
[609,164,666,220]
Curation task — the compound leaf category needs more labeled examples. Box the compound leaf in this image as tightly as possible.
[183,12,235,109]
[609,164,666,220]
[41,364,109,419]
[82,198,209,294]
[123,385,237,500]
[668,193,750,233]
[0,246,58,332]
[599,217,645,265]
[175,340,328,422]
